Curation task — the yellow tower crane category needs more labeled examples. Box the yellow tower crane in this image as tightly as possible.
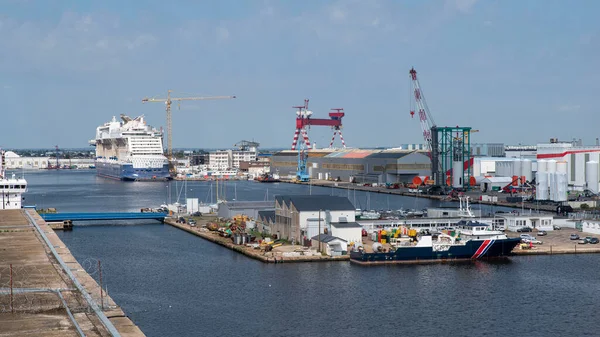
[142,90,236,160]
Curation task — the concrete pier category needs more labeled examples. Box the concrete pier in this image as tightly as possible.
[165,218,349,263]
[0,209,145,337]
[281,179,560,212]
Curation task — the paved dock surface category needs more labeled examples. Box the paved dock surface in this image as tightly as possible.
[165,218,349,263]
[0,209,145,337]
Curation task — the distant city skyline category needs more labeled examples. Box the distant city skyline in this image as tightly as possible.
[1,0,598,149]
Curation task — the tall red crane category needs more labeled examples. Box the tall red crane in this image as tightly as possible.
[409,67,436,154]
[290,99,347,150]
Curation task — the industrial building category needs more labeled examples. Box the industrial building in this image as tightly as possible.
[3,151,94,169]
[272,195,357,245]
[536,141,600,193]
[472,143,505,157]
[271,149,430,184]
[217,201,274,219]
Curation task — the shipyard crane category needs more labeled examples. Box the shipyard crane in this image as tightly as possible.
[409,68,473,188]
[290,99,347,150]
[142,90,236,160]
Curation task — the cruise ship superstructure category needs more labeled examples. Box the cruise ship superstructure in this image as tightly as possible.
[0,150,27,209]
[93,114,171,181]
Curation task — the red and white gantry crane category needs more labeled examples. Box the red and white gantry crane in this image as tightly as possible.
[290,99,347,150]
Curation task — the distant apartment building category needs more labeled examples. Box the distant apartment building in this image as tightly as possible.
[208,149,257,171]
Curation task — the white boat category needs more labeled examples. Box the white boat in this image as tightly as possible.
[0,150,27,210]
[359,210,381,220]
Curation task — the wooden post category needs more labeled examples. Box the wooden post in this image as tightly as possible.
[98,260,104,310]
[10,263,13,314]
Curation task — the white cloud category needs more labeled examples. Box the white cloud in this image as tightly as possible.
[557,105,581,112]
[330,7,347,22]
[216,27,230,41]
[446,0,479,13]
[0,12,158,72]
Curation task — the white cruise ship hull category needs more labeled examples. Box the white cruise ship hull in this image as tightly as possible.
[96,161,171,181]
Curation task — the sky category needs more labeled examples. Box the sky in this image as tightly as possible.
[1,0,599,149]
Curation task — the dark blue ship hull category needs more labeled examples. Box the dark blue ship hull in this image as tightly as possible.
[350,238,522,264]
[96,161,171,181]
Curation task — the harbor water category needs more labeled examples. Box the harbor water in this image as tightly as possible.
[22,170,600,336]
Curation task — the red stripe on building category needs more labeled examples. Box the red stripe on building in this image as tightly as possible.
[537,149,600,159]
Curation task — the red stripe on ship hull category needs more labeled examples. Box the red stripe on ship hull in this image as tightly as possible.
[472,240,491,259]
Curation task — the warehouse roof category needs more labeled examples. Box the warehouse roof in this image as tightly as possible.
[311,234,347,243]
[258,210,275,223]
[366,151,413,159]
[330,222,362,228]
[275,195,355,212]
[222,201,274,209]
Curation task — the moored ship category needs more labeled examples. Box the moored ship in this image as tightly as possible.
[351,197,521,264]
[0,149,27,209]
[92,114,171,181]
[351,222,521,264]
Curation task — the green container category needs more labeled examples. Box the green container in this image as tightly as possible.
[492,186,501,191]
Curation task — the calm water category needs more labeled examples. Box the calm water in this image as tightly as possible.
[20,170,600,336]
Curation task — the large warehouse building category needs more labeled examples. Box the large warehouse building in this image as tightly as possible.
[271,149,430,184]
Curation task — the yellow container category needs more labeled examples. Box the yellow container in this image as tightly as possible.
[381,239,387,244]
[408,229,417,237]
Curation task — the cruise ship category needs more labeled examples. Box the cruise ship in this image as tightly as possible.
[0,150,27,209]
[92,114,171,181]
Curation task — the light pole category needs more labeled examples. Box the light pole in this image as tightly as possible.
[318,209,322,253]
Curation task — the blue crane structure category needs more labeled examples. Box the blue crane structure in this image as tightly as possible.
[292,100,311,182]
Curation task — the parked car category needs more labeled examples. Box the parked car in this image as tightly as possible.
[519,234,542,244]
[188,219,197,226]
[578,239,587,244]
[192,211,202,216]
[570,234,580,240]
[553,225,561,230]
[520,234,535,240]
[537,230,547,236]
[421,185,451,196]
[590,237,599,244]
[517,227,533,232]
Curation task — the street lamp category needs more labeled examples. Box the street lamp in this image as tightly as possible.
[318,209,322,253]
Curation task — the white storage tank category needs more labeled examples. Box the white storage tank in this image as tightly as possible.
[512,159,522,178]
[536,172,548,200]
[555,173,568,202]
[496,161,510,177]
[557,161,568,175]
[522,159,533,183]
[547,160,557,174]
[586,161,599,194]
[548,173,556,201]
[452,161,462,188]
[537,159,547,173]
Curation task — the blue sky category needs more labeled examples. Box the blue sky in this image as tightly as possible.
[1,0,598,149]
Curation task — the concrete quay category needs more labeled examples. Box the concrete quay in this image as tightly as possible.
[164,218,349,263]
[281,179,559,212]
[0,209,145,337]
